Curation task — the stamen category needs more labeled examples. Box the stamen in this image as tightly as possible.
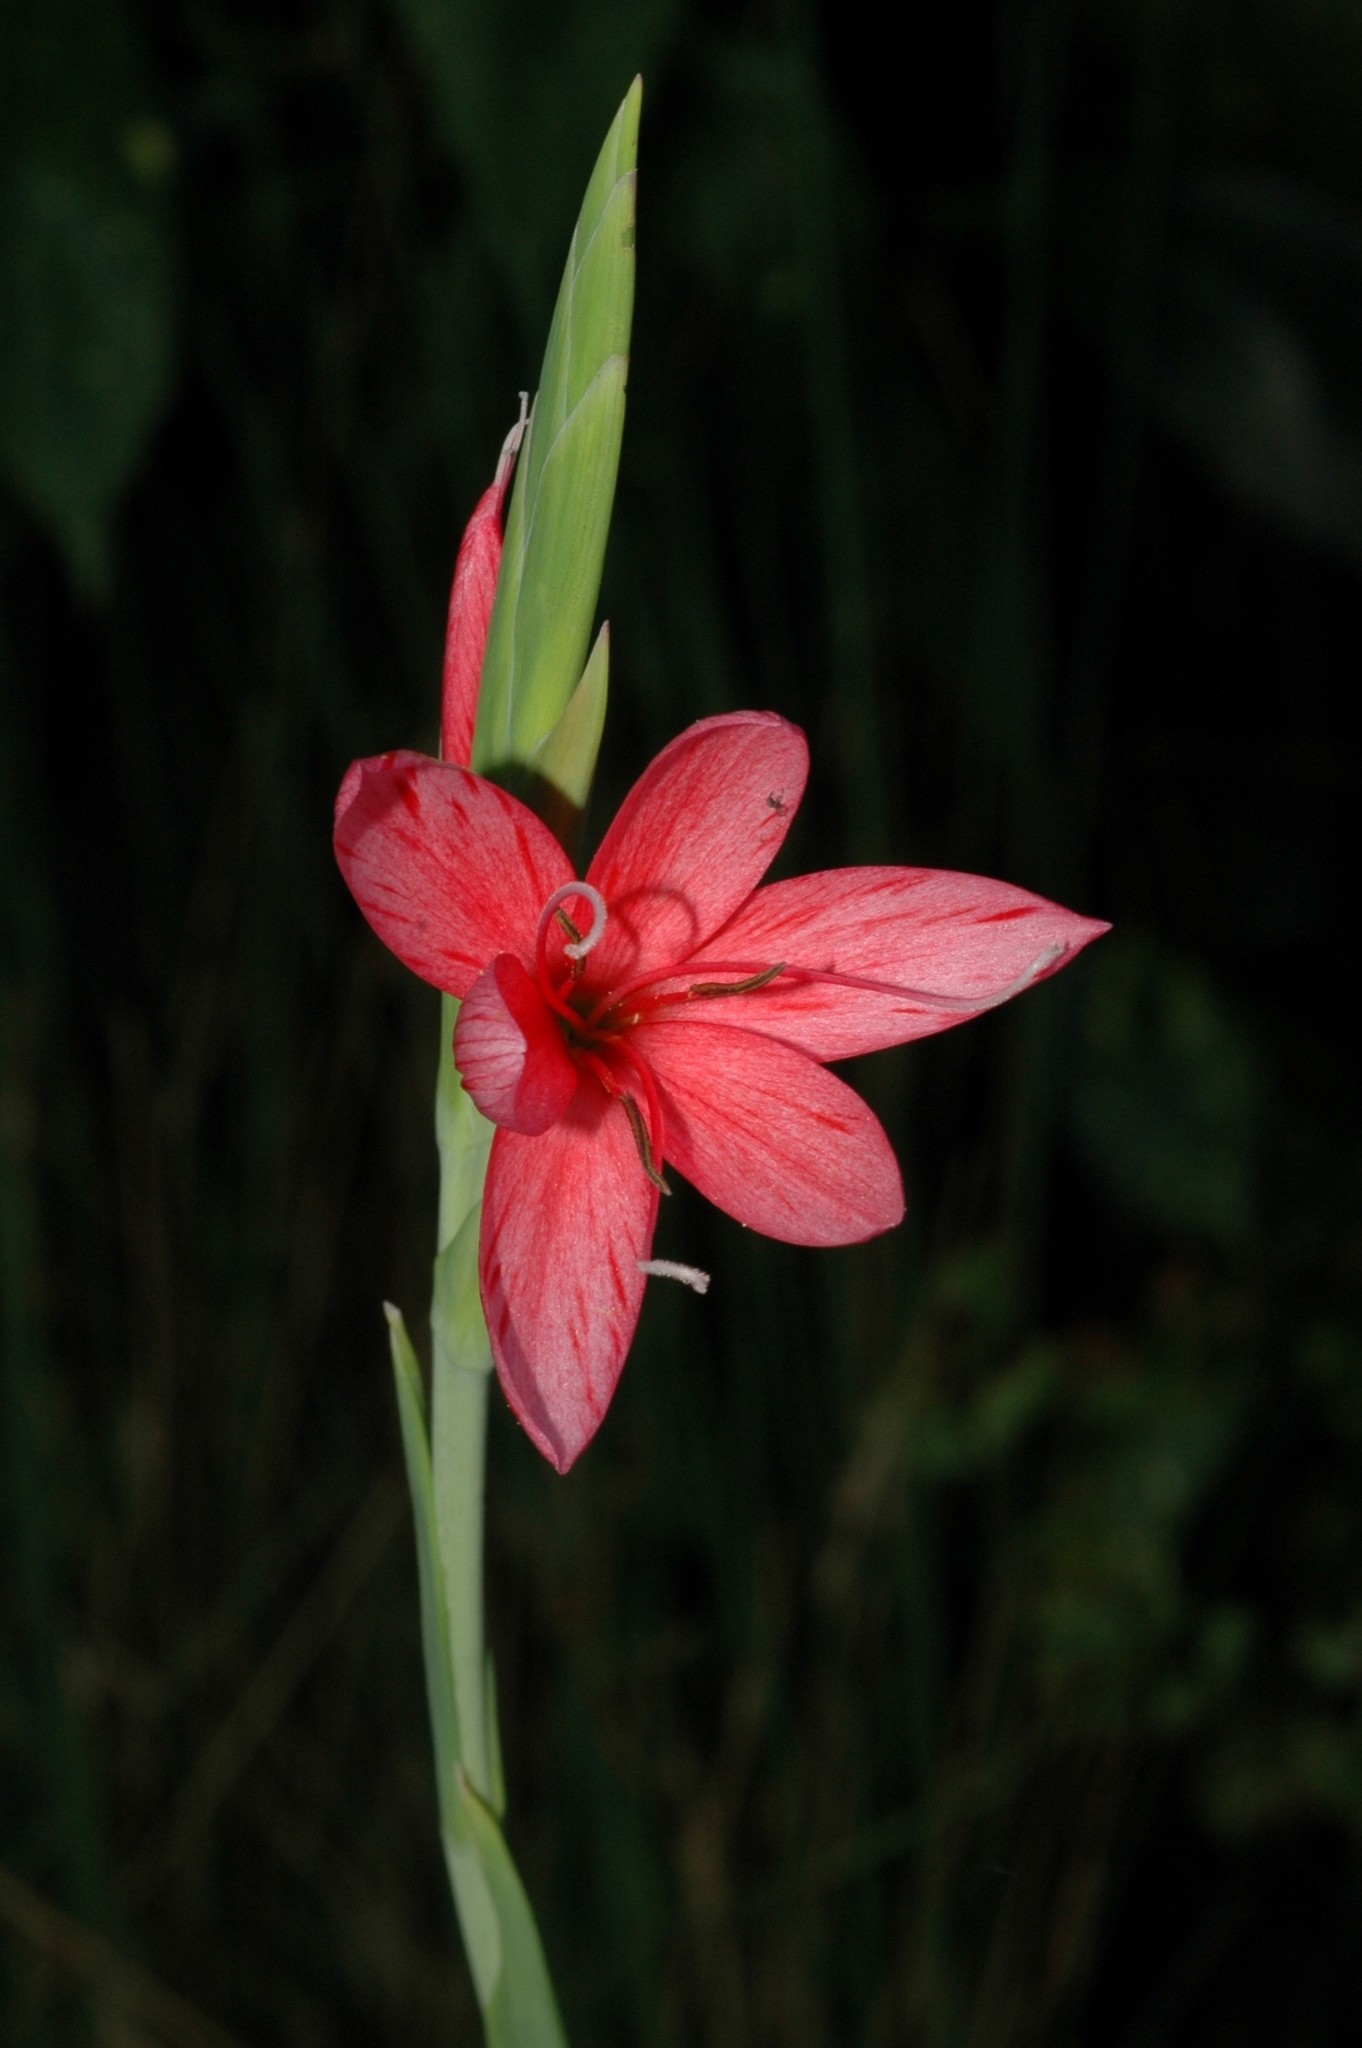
[772,941,1069,1013]
[611,1038,670,1176]
[687,962,786,1000]
[584,938,1071,1033]
[582,959,755,1030]
[637,1260,710,1295]
[622,1096,671,1193]
[577,1049,672,1193]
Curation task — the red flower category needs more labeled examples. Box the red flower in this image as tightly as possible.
[334,712,1107,1471]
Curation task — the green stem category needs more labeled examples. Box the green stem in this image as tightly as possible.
[397,994,567,2042]
[432,990,497,1804]
[437,993,495,1249]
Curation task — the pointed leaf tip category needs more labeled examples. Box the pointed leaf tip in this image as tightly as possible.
[618,75,643,170]
[472,88,638,778]
[525,620,610,846]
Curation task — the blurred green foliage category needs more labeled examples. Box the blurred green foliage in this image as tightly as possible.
[0,0,175,591]
[3,0,1362,2044]
[1070,936,1260,1244]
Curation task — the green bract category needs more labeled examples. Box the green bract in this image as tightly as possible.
[525,618,610,849]
[471,78,639,778]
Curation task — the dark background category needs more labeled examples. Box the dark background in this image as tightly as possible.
[4,0,1362,2042]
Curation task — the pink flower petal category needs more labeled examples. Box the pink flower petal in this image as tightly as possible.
[584,712,808,992]
[481,1073,661,1471]
[683,868,1109,1060]
[334,751,571,997]
[441,413,525,766]
[634,1020,903,1246]
[453,955,578,1134]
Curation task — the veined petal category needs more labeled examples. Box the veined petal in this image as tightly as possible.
[334,751,572,996]
[481,1072,660,1472]
[634,1020,903,1246]
[441,411,525,766]
[684,868,1109,1060]
[584,712,808,990]
[453,954,578,1134]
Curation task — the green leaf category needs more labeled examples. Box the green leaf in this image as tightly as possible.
[484,1652,507,1818]
[472,80,638,775]
[522,618,610,849]
[384,1304,464,1830]
[435,993,494,1253]
[433,1201,493,1374]
[394,1301,562,2035]
[444,1771,571,2048]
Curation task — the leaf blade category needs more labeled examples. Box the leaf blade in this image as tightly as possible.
[384,1303,464,1829]
[472,79,639,773]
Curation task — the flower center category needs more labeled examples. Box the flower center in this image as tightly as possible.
[526,883,680,1189]
[521,889,1068,1195]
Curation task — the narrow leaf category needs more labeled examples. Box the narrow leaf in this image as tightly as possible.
[433,1200,493,1372]
[497,358,626,759]
[445,1829,505,2014]
[472,79,639,774]
[384,1304,465,1829]
[445,1772,571,2048]
[484,1652,507,1818]
[522,619,610,850]
[435,992,494,1253]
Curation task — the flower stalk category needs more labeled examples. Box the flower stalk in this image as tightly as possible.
[376,78,641,2042]
[431,1002,496,1806]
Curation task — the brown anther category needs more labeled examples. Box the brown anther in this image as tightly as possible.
[554,905,585,973]
[622,1094,670,1193]
[686,962,786,1000]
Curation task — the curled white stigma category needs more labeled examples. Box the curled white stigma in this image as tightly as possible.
[539,881,608,960]
[637,1259,711,1296]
